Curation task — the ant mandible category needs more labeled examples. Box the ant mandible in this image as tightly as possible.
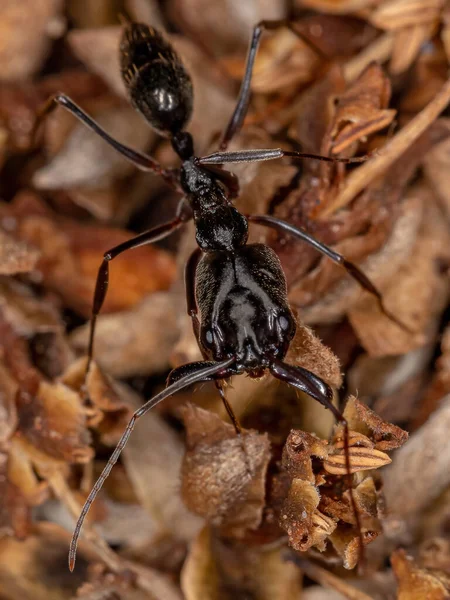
[34,20,402,570]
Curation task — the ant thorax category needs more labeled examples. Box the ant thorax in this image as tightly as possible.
[180,159,249,252]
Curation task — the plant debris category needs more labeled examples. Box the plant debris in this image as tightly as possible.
[1,1,450,599]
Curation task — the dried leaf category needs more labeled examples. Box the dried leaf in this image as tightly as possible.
[329,63,395,155]
[280,478,336,552]
[181,527,302,600]
[0,0,65,81]
[181,404,271,536]
[286,323,343,389]
[0,230,39,275]
[392,548,450,599]
[323,445,391,475]
[70,292,180,378]
[370,0,444,30]
[1,192,177,317]
[348,192,450,356]
[342,396,408,451]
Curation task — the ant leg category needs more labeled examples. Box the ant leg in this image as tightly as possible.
[249,214,408,330]
[269,358,365,566]
[69,356,235,572]
[32,94,180,190]
[86,208,190,377]
[184,248,243,434]
[216,381,242,435]
[220,19,326,150]
[185,247,203,348]
[196,148,371,166]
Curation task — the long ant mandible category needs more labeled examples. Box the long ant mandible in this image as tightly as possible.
[33,20,405,571]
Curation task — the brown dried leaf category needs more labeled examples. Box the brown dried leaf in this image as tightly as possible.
[0,278,61,337]
[282,429,329,483]
[348,193,450,356]
[286,323,343,389]
[33,101,154,191]
[168,0,285,55]
[342,395,409,451]
[392,549,450,599]
[62,357,131,444]
[181,527,302,600]
[0,523,88,600]
[2,192,176,317]
[329,63,395,155]
[70,292,180,378]
[383,395,450,535]
[0,0,65,81]
[0,230,39,275]
[423,120,450,219]
[370,0,444,30]
[390,22,437,75]
[329,526,377,570]
[68,27,126,97]
[17,379,92,464]
[181,404,271,536]
[323,445,391,475]
[280,478,337,552]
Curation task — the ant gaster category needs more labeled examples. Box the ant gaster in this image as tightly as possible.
[34,21,405,570]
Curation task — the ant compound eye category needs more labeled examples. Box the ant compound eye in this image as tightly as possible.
[279,315,291,331]
[203,329,214,347]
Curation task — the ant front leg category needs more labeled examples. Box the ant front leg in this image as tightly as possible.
[32,94,180,190]
[220,19,326,150]
[269,358,365,565]
[249,214,408,330]
[86,207,190,377]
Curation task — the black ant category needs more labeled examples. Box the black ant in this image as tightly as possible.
[34,20,403,571]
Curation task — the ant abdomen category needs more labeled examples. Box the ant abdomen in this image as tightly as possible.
[120,23,193,136]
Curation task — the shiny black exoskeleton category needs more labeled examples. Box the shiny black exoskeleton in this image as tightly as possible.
[35,21,404,569]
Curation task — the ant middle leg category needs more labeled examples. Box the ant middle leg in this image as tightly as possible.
[32,94,180,190]
[248,214,409,330]
[220,19,327,151]
[86,207,190,376]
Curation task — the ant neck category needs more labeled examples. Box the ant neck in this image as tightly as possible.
[171,131,194,160]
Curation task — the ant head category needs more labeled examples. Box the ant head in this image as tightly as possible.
[196,245,296,371]
[120,23,193,136]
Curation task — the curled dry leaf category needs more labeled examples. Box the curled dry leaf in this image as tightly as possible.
[329,63,395,155]
[340,395,408,451]
[61,357,131,445]
[280,478,336,552]
[0,0,65,82]
[279,396,407,567]
[180,404,271,536]
[392,548,450,600]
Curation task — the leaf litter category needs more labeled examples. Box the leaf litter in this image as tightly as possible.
[1,1,450,599]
